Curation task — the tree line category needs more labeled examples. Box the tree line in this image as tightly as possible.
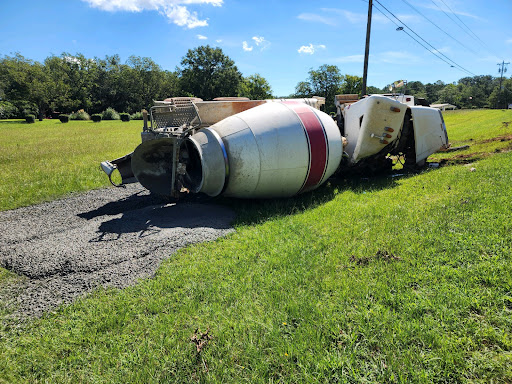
[294,65,512,114]
[0,46,272,119]
[1,45,510,119]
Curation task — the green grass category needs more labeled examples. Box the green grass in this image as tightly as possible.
[0,268,17,286]
[430,109,512,165]
[0,119,141,211]
[0,110,512,383]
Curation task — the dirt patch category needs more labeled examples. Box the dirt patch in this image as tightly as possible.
[438,140,512,166]
[340,250,401,269]
[191,328,213,353]
[439,153,488,166]
[480,134,512,144]
[0,184,235,319]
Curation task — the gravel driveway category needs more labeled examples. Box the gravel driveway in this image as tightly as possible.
[0,185,235,318]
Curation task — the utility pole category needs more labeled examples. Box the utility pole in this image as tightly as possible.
[497,60,510,108]
[362,0,373,96]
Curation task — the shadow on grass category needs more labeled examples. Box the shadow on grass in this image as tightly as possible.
[0,120,31,125]
[78,169,419,232]
[78,190,167,220]
[90,202,234,242]
[220,171,411,227]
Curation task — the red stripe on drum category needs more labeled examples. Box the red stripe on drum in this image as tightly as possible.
[282,102,328,192]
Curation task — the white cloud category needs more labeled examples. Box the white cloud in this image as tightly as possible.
[332,54,364,63]
[320,8,416,24]
[252,36,264,45]
[242,41,253,52]
[297,43,326,55]
[196,34,207,39]
[429,46,451,54]
[419,2,481,20]
[164,5,208,28]
[330,51,420,64]
[216,39,222,43]
[506,38,512,44]
[476,55,502,63]
[378,50,420,63]
[252,36,270,50]
[297,12,336,26]
[81,0,222,28]
[329,9,365,24]
[64,56,81,64]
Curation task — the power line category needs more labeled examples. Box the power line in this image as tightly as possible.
[436,0,485,45]
[398,0,479,56]
[372,3,464,72]
[373,0,476,76]
[429,0,496,56]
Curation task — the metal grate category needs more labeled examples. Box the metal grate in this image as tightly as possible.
[150,98,201,131]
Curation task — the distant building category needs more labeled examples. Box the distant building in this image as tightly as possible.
[430,103,457,111]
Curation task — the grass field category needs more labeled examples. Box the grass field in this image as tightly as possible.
[431,109,512,164]
[0,110,512,383]
[0,119,141,211]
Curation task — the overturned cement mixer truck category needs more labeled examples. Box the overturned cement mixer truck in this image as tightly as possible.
[100,94,449,199]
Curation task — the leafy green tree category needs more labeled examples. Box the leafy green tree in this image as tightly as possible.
[238,74,273,100]
[425,80,445,104]
[124,56,166,112]
[0,53,32,103]
[179,45,242,100]
[0,53,51,117]
[293,65,343,113]
[0,101,18,119]
[43,53,98,113]
[293,81,313,98]
[62,53,96,111]
[307,64,343,113]
[341,74,362,95]
[457,75,498,108]
[366,85,384,94]
[28,62,53,119]
[161,70,182,100]
[488,77,512,109]
[90,55,126,113]
[436,83,462,107]
[406,81,427,99]
[43,55,73,113]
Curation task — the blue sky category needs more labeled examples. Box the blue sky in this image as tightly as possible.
[1,0,511,96]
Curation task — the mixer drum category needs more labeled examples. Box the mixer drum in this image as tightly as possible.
[183,102,343,198]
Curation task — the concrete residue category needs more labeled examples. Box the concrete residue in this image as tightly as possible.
[0,185,235,318]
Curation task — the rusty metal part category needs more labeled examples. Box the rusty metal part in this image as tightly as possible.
[142,109,148,131]
[212,97,250,101]
[150,98,201,133]
[131,138,179,197]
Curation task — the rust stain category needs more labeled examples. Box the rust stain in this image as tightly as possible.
[225,101,267,114]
